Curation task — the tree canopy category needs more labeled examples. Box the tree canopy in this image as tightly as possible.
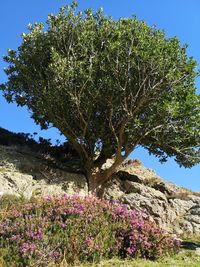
[1,2,200,191]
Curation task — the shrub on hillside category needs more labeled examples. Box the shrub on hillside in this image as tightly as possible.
[0,195,179,266]
[0,127,82,169]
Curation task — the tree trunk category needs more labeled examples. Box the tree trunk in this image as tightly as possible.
[85,152,127,197]
[86,171,103,196]
[86,166,118,197]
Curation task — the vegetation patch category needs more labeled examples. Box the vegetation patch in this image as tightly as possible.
[0,195,179,266]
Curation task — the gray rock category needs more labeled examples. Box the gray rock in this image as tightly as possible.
[189,206,200,216]
[153,181,183,196]
[117,171,143,184]
[0,145,88,198]
[103,171,200,234]
[181,241,200,250]
[195,248,200,256]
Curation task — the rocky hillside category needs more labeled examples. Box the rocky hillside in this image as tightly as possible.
[0,138,200,235]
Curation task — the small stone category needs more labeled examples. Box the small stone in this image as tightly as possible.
[195,248,200,256]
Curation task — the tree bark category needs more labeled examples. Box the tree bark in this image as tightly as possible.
[86,159,123,197]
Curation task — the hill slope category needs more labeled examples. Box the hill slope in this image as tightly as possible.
[0,127,200,235]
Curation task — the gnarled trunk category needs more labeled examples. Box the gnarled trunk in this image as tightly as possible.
[86,171,110,197]
[87,172,108,197]
[86,159,124,197]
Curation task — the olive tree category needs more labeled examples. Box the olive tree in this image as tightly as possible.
[1,2,200,192]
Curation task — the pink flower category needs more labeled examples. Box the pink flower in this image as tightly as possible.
[10,235,21,241]
[86,237,94,246]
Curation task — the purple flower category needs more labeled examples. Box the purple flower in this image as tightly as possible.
[20,242,36,254]
[38,227,42,234]
[49,250,60,260]
[47,196,53,201]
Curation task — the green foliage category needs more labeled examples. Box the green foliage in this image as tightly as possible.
[1,1,199,186]
[0,127,38,147]
[78,250,200,267]
[0,194,26,211]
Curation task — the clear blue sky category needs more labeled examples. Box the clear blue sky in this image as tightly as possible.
[0,0,199,191]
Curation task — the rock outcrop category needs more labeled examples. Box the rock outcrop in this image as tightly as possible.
[0,144,200,235]
[103,160,200,235]
[0,145,87,198]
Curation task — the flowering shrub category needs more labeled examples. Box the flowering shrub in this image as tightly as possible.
[0,195,179,266]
